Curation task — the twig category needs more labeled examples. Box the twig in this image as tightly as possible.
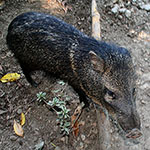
[91,0,113,149]
[91,0,101,41]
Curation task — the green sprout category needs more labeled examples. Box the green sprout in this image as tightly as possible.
[48,97,65,107]
[36,92,46,102]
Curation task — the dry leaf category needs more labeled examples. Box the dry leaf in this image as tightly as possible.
[73,104,83,116]
[0,73,20,83]
[21,113,25,126]
[71,102,84,137]
[13,120,24,137]
[71,115,79,137]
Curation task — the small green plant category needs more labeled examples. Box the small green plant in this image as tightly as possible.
[36,92,71,135]
[48,97,70,135]
[48,97,65,108]
[36,92,46,102]
[60,120,70,135]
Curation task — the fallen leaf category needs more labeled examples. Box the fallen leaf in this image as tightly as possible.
[71,102,84,137]
[0,73,20,83]
[20,113,25,126]
[13,120,24,137]
[71,115,79,137]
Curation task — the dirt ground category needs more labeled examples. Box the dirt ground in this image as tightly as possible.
[0,0,150,150]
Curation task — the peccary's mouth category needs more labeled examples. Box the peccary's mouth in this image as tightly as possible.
[125,128,142,139]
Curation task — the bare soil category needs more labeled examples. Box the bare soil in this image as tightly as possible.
[0,0,150,150]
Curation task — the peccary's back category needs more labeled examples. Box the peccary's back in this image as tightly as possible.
[6,12,88,81]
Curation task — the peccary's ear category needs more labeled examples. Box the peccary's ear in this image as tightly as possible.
[89,51,104,73]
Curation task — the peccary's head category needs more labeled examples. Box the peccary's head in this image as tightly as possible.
[89,43,141,137]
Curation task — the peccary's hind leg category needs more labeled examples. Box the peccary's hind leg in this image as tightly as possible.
[19,62,38,87]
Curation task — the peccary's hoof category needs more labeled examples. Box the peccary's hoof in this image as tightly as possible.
[32,83,38,87]
[30,81,39,87]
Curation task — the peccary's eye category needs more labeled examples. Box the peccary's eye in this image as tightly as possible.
[104,89,116,103]
[132,88,136,101]
[132,88,136,95]
[107,90,116,99]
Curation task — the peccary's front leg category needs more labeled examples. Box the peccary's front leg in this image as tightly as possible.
[74,88,91,107]
[19,62,38,87]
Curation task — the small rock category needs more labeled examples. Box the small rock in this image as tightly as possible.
[81,134,86,141]
[132,0,136,5]
[77,137,80,141]
[118,15,123,19]
[77,21,82,25]
[119,8,127,13]
[110,129,114,134]
[60,137,66,142]
[111,4,119,14]
[129,29,136,34]
[140,4,150,11]
[6,51,13,57]
[17,108,22,115]
[10,135,17,141]
[35,141,44,150]
[80,29,84,32]
[125,10,131,18]
[79,142,84,148]
[141,100,146,104]
[128,29,137,38]
[125,1,131,6]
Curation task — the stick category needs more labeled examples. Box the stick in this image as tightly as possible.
[91,0,101,41]
[91,1,113,149]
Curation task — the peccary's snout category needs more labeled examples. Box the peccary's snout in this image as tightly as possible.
[117,107,140,131]
[104,89,142,138]
[117,106,142,138]
[104,94,142,138]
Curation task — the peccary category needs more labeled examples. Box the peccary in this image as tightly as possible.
[6,12,141,136]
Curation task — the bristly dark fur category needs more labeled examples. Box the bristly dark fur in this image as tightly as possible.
[6,12,140,132]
